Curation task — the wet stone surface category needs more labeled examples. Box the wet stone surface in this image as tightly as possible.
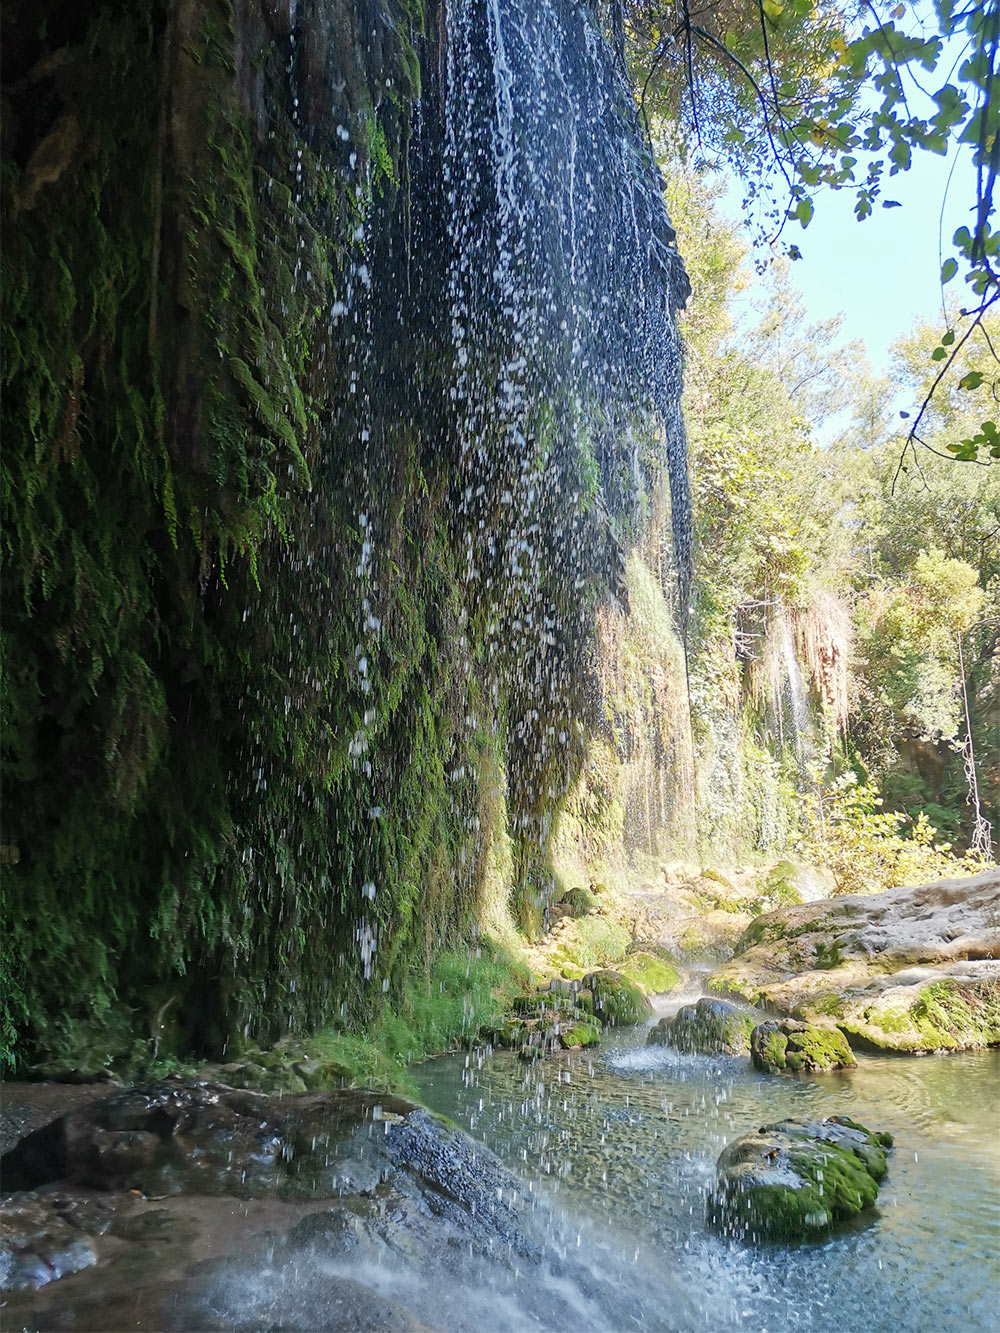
[0,1078,671,1330]
[647,997,759,1055]
[709,1115,893,1242]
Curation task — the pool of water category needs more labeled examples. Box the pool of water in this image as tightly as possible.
[415,1008,1000,1332]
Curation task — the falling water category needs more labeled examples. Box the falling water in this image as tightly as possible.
[780,616,811,755]
[342,0,694,942]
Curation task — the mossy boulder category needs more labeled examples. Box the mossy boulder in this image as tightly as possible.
[709,1116,893,1242]
[620,952,682,995]
[558,1019,602,1049]
[583,971,653,1026]
[647,997,757,1055]
[483,994,603,1055]
[750,1020,856,1074]
[559,887,599,919]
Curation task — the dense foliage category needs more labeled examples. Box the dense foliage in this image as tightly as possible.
[664,160,997,869]
[622,0,999,460]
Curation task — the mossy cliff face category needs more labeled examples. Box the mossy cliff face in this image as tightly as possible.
[0,0,465,1067]
[1,2,689,1067]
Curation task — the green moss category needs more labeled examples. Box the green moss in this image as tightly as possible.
[751,1021,856,1074]
[844,979,1000,1053]
[765,878,802,907]
[620,951,682,994]
[804,992,848,1020]
[814,939,845,970]
[553,915,631,971]
[586,971,653,1026]
[768,859,798,882]
[701,868,735,889]
[558,1018,602,1048]
[560,887,599,918]
[756,1028,788,1071]
[737,918,788,950]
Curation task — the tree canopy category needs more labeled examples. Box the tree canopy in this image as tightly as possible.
[618,0,999,462]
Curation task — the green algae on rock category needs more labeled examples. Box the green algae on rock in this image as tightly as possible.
[583,971,654,1026]
[619,951,682,994]
[750,1019,856,1074]
[709,868,1000,1054]
[839,974,1000,1053]
[648,997,757,1054]
[557,1018,603,1049]
[709,1116,893,1242]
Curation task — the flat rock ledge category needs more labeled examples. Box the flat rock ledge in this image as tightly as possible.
[708,1116,893,1243]
[709,867,1000,1053]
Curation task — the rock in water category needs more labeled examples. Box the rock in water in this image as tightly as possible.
[647,997,757,1054]
[0,1080,422,1197]
[583,971,654,1026]
[709,1116,893,1242]
[0,1079,679,1330]
[750,1019,857,1074]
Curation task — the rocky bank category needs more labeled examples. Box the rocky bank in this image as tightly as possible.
[709,867,1000,1053]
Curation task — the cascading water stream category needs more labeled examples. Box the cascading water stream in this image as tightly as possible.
[780,615,811,756]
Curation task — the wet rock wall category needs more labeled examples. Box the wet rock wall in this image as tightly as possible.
[1,0,689,1066]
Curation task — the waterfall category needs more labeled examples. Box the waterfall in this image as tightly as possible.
[361,0,694,922]
[780,617,810,755]
[440,0,691,592]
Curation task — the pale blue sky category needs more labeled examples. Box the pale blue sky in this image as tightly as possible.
[779,140,977,374]
[724,10,980,379]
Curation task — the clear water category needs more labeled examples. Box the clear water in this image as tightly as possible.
[415,1015,1000,1332]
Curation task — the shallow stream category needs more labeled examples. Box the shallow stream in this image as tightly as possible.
[415,995,1000,1332]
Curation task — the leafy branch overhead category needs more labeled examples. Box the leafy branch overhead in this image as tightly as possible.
[621,0,999,461]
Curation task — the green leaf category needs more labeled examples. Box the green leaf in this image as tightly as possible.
[958,371,984,390]
[940,258,958,283]
[941,330,955,346]
[931,347,947,361]
[791,196,814,227]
